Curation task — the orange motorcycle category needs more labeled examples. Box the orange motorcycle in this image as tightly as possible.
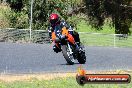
[51,25,86,65]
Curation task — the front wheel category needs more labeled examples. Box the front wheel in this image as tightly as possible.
[61,45,75,65]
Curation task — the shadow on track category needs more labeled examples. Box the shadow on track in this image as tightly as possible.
[59,63,80,65]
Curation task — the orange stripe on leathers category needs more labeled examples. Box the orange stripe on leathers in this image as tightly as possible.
[52,27,75,45]
[62,27,75,45]
[52,32,56,41]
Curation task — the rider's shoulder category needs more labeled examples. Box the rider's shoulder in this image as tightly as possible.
[60,20,66,25]
[60,20,69,28]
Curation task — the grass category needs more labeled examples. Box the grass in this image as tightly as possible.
[0,71,131,88]
[76,20,115,34]
[115,36,132,47]
[0,76,132,88]
[76,20,132,47]
[80,33,114,46]
[79,33,132,47]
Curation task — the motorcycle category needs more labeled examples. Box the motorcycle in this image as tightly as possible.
[51,25,86,65]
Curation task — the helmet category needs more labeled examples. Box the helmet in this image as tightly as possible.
[49,13,59,25]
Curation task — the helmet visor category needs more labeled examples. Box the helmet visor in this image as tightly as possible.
[50,19,58,25]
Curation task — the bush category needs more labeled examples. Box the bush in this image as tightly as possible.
[0,4,10,28]
[5,9,29,29]
[6,0,23,11]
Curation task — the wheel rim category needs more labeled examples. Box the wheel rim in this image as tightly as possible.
[66,47,75,62]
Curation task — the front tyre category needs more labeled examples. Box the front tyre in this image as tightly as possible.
[61,45,75,65]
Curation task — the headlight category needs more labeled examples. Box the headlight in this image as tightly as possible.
[55,37,61,43]
[61,35,66,40]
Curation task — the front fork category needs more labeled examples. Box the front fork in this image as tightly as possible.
[67,43,73,55]
[67,42,81,55]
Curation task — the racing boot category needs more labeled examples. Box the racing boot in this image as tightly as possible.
[53,45,61,53]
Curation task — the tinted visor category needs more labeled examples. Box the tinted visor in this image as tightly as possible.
[50,19,58,25]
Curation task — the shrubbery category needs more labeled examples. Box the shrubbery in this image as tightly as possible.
[84,0,132,34]
[1,0,131,34]
[5,9,29,29]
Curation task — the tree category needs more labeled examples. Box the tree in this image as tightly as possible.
[6,0,70,29]
[30,0,70,30]
[7,0,23,11]
[47,0,69,20]
[84,0,132,34]
[31,0,48,30]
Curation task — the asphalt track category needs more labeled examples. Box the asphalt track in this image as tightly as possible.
[0,42,132,74]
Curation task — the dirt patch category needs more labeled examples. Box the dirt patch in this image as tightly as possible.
[0,73,76,82]
[0,70,131,82]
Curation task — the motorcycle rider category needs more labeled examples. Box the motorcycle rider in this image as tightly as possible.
[48,13,81,53]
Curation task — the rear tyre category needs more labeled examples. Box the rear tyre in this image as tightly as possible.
[77,51,86,64]
[61,45,74,65]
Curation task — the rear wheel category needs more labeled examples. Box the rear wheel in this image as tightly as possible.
[77,46,86,64]
[61,45,75,65]
[78,51,86,64]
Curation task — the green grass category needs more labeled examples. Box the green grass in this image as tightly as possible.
[76,20,115,34]
[0,77,132,88]
[80,33,132,47]
[80,34,113,46]
[76,20,132,47]
[115,36,132,47]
